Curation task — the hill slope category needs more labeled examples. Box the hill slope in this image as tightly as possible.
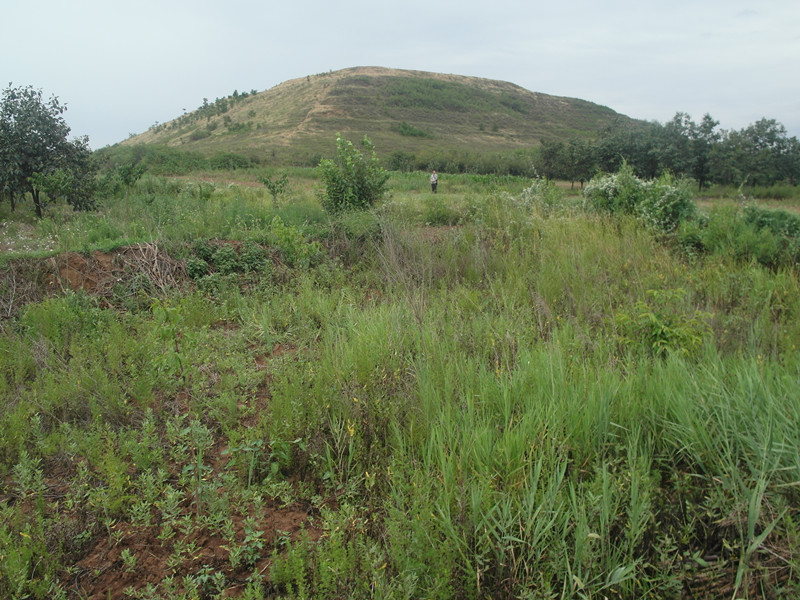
[123,66,637,164]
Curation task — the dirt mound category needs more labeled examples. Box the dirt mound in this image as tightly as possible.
[0,244,185,318]
[48,244,185,296]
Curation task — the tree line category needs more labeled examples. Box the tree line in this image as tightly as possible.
[537,113,800,190]
[3,82,799,221]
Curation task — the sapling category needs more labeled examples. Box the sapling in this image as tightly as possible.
[259,171,289,204]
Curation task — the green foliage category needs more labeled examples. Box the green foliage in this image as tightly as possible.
[518,177,566,214]
[265,215,322,268]
[395,121,431,138]
[384,149,417,172]
[638,172,697,232]
[258,171,289,203]
[422,194,460,225]
[583,162,696,232]
[208,152,252,170]
[185,256,209,279]
[212,244,240,274]
[2,169,800,598]
[1,84,96,217]
[116,162,146,188]
[186,240,272,295]
[614,288,712,357]
[317,135,389,213]
[678,202,800,268]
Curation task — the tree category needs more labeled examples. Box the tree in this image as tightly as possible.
[318,134,389,213]
[564,138,596,188]
[0,84,95,217]
[535,139,566,180]
[691,114,720,190]
[258,171,289,204]
[739,118,790,187]
[595,120,661,178]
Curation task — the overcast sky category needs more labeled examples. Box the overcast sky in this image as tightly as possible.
[3,0,799,149]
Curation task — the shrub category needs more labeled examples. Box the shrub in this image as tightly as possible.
[519,177,565,215]
[583,161,644,215]
[396,121,431,138]
[686,204,800,268]
[266,216,322,268]
[637,173,696,233]
[318,135,389,213]
[208,152,252,170]
[211,245,240,274]
[186,257,209,279]
[258,171,289,204]
[614,288,712,358]
[239,241,270,273]
[583,163,696,232]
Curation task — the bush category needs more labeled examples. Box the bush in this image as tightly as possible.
[208,152,252,170]
[186,257,209,279]
[519,177,565,215]
[317,135,389,213]
[614,288,711,358]
[583,161,643,215]
[583,163,696,232]
[637,173,696,233]
[396,121,431,138]
[211,245,240,274]
[685,204,800,268]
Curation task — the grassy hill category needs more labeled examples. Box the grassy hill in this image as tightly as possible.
[121,66,637,165]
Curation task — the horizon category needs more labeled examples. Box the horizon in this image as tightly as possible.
[3,1,799,149]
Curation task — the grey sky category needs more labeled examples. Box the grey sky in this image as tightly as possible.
[3,0,799,149]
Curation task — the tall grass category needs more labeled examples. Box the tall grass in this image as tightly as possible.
[1,174,799,598]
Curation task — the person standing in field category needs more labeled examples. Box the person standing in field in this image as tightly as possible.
[430,170,438,193]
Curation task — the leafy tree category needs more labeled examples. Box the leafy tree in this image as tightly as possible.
[535,139,566,180]
[708,119,800,187]
[595,120,660,178]
[0,84,95,217]
[657,112,695,177]
[656,112,719,189]
[691,114,720,190]
[564,138,596,188]
[739,118,791,187]
[318,134,389,213]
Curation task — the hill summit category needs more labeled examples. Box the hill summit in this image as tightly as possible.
[123,66,635,165]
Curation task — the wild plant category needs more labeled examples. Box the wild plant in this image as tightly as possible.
[150,298,185,382]
[120,547,138,573]
[518,176,566,215]
[583,163,696,232]
[265,215,323,268]
[269,528,311,596]
[258,171,290,204]
[614,288,712,357]
[318,135,389,213]
[227,516,264,569]
[12,450,46,498]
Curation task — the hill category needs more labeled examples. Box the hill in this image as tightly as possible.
[121,66,638,165]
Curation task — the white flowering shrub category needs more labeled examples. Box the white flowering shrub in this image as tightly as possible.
[519,177,564,215]
[637,173,696,233]
[583,163,695,233]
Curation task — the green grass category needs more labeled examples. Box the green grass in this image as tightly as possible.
[1,173,799,598]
